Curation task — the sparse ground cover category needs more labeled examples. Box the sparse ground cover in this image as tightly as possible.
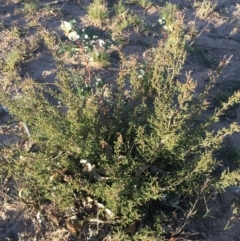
[1,0,240,240]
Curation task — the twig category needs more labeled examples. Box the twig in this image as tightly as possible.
[168,232,199,241]
[51,151,64,161]
[21,122,31,136]
[76,41,91,86]
[0,190,17,202]
[172,178,210,236]
[189,21,211,46]
[99,83,110,115]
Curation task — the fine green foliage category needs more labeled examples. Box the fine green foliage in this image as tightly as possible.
[87,0,109,27]
[111,9,142,36]
[113,0,128,15]
[193,0,217,19]
[2,47,22,72]
[111,2,143,38]
[90,50,111,67]
[1,2,240,240]
[21,0,39,16]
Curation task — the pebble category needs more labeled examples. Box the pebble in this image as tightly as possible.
[226,109,237,119]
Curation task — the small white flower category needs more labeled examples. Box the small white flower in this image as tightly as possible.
[36,211,44,224]
[68,31,80,41]
[60,21,74,32]
[80,159,88,164]
[98,39,106,47]
[158,18,166,25]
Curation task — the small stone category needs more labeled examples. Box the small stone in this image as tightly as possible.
[226,109,237,119]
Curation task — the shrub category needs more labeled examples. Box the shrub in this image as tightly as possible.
[1,3,240,240]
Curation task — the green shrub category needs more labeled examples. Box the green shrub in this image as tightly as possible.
[1,3,240,240]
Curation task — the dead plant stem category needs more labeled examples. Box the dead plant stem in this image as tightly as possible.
[76,41,91,85]
[173,178,210,236]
